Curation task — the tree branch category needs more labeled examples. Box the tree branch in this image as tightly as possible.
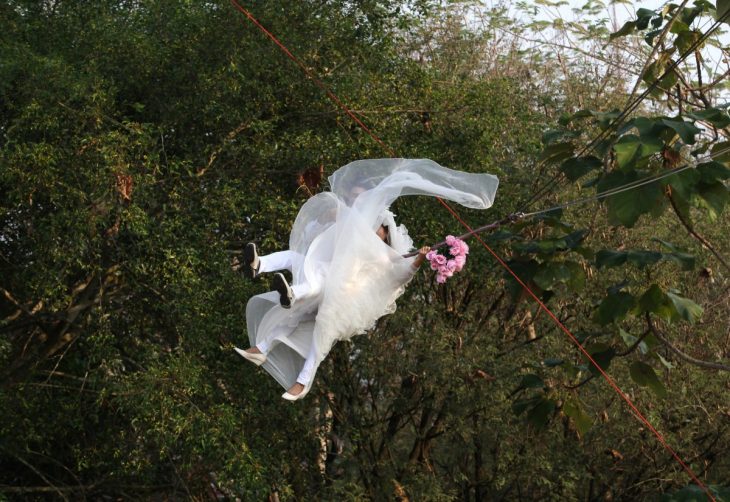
[646,314,730,372]
[667,191,730,273]
[625,0,690,102]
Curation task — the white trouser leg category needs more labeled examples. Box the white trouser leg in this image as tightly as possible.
[291,282,312,300]
[258,251,294,274]
[296,343,318,386]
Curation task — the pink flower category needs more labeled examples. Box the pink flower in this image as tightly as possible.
[449,238,469,257]
[438,264,454,278]
[426,250,439,270]
[431,236,469,283]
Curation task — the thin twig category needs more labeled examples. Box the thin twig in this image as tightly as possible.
[667,191,730,273]
[646,313,730,372]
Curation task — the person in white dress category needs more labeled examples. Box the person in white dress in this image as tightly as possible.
[234,159,499,400]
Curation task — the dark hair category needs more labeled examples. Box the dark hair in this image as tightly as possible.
[380,224,391,246]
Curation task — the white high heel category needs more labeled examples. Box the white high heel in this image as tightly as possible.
[282,383,310,401]
[234,347,266,366]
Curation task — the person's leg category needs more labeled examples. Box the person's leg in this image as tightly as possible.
[291,282,312,300]
[248,339,269,355]
[272,275,320,309]
[285,343,317,397]
[258,251,294,274]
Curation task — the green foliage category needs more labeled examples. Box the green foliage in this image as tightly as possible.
[1,0,728,500]
[629,361,668,398]
[563,398,593,436]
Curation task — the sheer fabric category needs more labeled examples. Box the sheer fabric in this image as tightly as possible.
[246,158,499,391]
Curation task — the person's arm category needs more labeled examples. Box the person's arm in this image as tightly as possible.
[411,246,431,269]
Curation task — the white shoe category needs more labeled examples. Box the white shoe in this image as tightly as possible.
[234,347,266,366]
[242,243,260,280]
[272,273,293,309]
[282,383,309,401]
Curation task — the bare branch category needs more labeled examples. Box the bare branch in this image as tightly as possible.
[646,314,730,372]
[667,191,730,273]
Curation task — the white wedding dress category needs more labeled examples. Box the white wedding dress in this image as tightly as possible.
[245,158,499,393]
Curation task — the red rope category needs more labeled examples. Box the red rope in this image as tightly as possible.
[229,0,395,157]
[229,2,715,498]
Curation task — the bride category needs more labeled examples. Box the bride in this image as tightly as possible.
[234,158,498,400]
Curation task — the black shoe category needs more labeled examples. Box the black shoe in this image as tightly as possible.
[272,273,293,309]
[243,243,260,279]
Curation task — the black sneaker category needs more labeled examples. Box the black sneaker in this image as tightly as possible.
[243,243,260,280]
[272,273,293,309]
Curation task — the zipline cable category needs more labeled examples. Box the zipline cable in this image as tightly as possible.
[229,2,719,498]
[405,145,729,256]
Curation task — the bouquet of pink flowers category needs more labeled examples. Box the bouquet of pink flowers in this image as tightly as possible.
[426,235,469,284]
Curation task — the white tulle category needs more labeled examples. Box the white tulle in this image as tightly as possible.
[246,158,499,392]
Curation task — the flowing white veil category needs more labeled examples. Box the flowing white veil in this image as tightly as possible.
[246,159,499,391]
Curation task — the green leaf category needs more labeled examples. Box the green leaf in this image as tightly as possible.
[619,328,649,355]
[504,259,540,300]
[585,343,616,376]
[614,134,664,169]
[512,396,540,416]
[645,28,663,46]
[669,19,690,34]
[716,0,730,24]
[513,230,588,255]
[559,109,594,125]
[595,291,636,325]
[671,187,693,223]
[661,119,701,145]
[560,156,602,181]
[534,261,585,291]
[593,110,621,129]
[626,250,661,268]
[542,128,578,145]
[666,168,700,201]
[644,60,678,95]
[610,20,636,39]
[526,397,557,430]
[653,239,696,270]
[596,247,695,271]
[697,161,730,181]
[518,374,545,390]
[662,483,730,502]
[686,108,730,129]
[680,5,704,25]
[696,181,729,219]
[563,398,593,436]
[540,141,575,164]
[595,250,629,268]
[666,292,703,323]
[598,171,665,227]
[655,352,675,370]
[639,284,675,322]
[636,8,657,17]
[596,249,662,269]
[629,361,668,398]
[710,142,730,164]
